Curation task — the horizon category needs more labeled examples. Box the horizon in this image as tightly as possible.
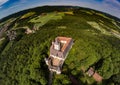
[0,0,120,19]
[0,5,120,20]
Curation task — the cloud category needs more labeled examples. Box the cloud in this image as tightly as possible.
[0,0,9,6]
[103,0,120,8]
[105,0,120,6]
[98,0,120,18]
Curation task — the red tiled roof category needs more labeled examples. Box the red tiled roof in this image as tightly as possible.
[56,37,72,52]
[93,72,103,82]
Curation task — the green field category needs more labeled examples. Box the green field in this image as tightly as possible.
[29,12,64,29]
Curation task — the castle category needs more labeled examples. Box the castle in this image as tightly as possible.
[45,37,73,74]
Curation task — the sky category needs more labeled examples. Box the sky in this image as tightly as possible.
[0,0,120,19]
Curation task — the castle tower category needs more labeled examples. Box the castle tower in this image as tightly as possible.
[45,37,73,74]
[54,39,60,51]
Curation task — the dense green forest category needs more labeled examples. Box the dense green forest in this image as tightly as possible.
[0,6,120,85]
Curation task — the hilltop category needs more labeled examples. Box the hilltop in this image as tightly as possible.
[0,6,120,85]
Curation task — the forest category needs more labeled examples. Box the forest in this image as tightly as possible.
[0,6,120,85]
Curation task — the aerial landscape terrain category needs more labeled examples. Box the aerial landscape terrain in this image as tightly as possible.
[0,6,120,85]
